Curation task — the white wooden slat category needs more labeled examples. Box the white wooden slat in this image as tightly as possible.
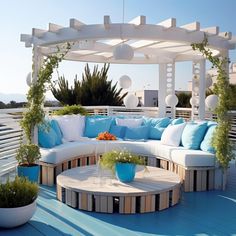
[70,18,85,29]
[104,15,111,29]
[218,32,232,40]
[201,26,219,35]
[49,23,64,33]
[129,16,146,26]
[181,22,200,31]
[157,18,176,28]
[32,28,47,37]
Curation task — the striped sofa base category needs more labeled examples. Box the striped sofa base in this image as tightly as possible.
[39,155,215,192]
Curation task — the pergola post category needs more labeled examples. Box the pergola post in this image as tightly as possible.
[191,60,206,120]
[158,63,176,118]
[198,59,206,120]
[32,46,43,144]
[158,64,167,117]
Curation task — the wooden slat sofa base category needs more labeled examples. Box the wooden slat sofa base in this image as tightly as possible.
[39,155,215,192]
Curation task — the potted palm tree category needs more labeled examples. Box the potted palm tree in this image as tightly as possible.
[16,144,41,182]
[0,177,38,228]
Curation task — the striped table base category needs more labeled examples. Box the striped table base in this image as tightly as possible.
[57,165,181,214]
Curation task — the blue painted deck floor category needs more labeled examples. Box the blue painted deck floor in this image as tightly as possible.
[1,164,236,236]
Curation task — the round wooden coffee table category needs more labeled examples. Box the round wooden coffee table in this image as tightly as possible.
[57,165,181,214]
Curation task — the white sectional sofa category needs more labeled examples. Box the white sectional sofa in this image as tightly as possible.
[38,115,218,192]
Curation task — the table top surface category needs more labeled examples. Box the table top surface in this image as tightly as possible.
[57,165,181,196]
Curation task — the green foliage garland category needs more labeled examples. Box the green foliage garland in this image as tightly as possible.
[21,44,70,143]
[191,36,234,169]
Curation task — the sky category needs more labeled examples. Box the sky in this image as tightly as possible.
[0,0,236,101]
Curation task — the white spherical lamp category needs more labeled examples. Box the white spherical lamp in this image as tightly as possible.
[113,44,134,60]
[190,97,199,106]
[26,72,32,86]
[165,94,178,107]
[205,94,218,110]
[119,75,132,89]
[124,94,138,108]
[205,74,213,88]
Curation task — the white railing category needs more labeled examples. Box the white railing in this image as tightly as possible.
[0,106,235,178]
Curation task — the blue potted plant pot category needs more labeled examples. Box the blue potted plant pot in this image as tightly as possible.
[115,163,136,183]
[17,165,40,183]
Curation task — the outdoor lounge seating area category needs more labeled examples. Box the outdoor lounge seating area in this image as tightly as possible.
[1,1,236,233]
[38,115,217,192]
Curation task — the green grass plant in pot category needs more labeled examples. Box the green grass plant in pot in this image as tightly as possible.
[0,177,39,228]
[16,144,41,182]
[100,150,145,183]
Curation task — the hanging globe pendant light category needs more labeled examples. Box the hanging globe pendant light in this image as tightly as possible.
[113,43,134,60]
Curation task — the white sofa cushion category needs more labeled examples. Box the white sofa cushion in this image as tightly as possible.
[116,118,143,128]
[54,115,85,142]
[171,149,215,167]
[92,139,159,157]
[40,138,215,168]
[40,141,95,164]
[160,123,186,146]
[156,142,215,167]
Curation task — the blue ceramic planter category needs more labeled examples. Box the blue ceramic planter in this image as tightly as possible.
[17,165,39,183]
[115,163,136,183]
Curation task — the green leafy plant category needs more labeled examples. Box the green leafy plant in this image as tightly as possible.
[16,144,41,166]
[53,105,87,116]
[100,150,145,172]
[0,177,38,208]
[51,74,81,105]
[191,36,234,169]
[51,63,127,106]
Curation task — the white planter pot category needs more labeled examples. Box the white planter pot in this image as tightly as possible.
[0,200,37,228]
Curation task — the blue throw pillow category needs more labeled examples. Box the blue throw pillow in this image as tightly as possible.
[149,126,165,140]
[109,125,126,139]
[171,117,184,125]
[50,119,62,145]
[124,126,150,140]
[38,122,57,148]
[143,117,170,128]
[200,124,217,153]
[84,117,113,138]
[181,122,208,150]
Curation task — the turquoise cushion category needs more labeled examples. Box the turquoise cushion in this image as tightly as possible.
[200,124,217,153]
[84,117,112,138]
[181,122,208,150]
[149,126,165,140]
[171,117,184,125]
[124,126,150,140]
[109,125,126,138]
[143,117,170,127]
[50,119,62,145]
[38,122,57,148]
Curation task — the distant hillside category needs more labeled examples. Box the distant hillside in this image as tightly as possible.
[0,93,27,103]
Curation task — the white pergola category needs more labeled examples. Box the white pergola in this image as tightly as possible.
[21,16,236,119]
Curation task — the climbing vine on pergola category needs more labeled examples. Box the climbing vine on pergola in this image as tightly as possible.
[192,37,234,169]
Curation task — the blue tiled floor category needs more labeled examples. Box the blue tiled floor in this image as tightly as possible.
[1,169,236,236]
